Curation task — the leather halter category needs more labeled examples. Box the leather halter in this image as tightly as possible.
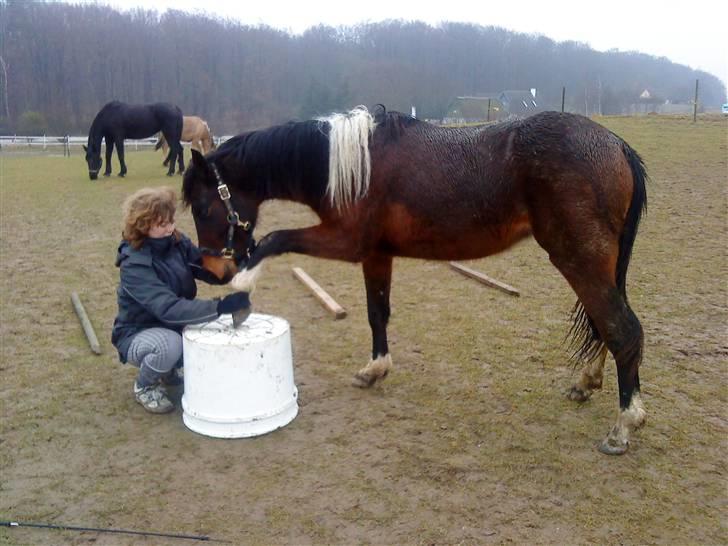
[201,163,252,263]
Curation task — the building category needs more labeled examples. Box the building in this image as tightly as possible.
[443,90,542,124]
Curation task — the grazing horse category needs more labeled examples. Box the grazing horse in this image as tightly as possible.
[181,107,648,454]
[83,101,184,179]
[156,115,215,165]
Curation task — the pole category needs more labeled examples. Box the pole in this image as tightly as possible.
[693,79,699,122]
[70,292,102,354]
[561,87,566,113]
[1,520,228,542]
[487,98,491,122]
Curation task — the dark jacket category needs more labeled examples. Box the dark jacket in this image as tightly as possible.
[111,233,222,363]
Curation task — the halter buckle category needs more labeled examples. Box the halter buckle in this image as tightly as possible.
[217,184,231,201]
[221,248,235,259]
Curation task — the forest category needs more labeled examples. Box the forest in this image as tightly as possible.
[1,0,725,134]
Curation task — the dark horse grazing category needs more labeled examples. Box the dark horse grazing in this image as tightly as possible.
[182,107,648,454]
[84,101,184,179]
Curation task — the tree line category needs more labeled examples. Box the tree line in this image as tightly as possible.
[1,0,725,135]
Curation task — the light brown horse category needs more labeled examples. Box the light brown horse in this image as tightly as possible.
[156,115,215,165]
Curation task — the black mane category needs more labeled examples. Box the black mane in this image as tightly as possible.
[183,108,425,206]
[190,119,331,205]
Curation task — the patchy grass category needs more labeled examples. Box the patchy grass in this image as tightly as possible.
[1,115,726,545]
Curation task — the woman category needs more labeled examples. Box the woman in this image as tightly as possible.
[111,186,249,414]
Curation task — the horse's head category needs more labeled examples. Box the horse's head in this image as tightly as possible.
[203,123,216,153]
[82,145,102,180]
[182,149,259,284]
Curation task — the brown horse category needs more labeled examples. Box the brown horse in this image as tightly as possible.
[182,107,648,455]
[156,115,215,165]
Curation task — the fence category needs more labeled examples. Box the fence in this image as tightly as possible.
[0,135,232,155]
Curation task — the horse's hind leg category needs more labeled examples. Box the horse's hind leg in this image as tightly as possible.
[550,253,645,454]
[166,145,177,176]
[162,139,170,166]
[353,255,393,388]
[176,143,185,174]
[568,345,607,402]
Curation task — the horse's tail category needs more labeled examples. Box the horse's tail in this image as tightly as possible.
[154,134,165,151]
[320,106,375,211]
[568,140,648,363]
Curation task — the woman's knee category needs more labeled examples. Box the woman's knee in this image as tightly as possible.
[131,329,183,373]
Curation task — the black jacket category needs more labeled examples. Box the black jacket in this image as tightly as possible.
[111,233,222,362]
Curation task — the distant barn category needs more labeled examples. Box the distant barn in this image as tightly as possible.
[444,90,542,124]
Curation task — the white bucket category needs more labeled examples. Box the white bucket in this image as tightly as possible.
[181,313,298,438]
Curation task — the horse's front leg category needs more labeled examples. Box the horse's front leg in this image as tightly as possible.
[230,226,360,292]
[116,138,127,177]
[352,254,393,388]
[103,137,114,176]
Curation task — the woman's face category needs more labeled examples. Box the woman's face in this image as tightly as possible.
[148,218,175,238]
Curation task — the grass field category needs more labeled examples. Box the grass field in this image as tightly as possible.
[1,114,726,545]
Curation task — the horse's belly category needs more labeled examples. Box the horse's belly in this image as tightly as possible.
[382,210,532,261]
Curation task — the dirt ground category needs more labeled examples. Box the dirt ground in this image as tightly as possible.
[1,115,726,545]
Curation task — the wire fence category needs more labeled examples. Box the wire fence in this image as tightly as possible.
[0,135,232,155]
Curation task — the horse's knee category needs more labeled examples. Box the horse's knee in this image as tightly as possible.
[352,354,392,388]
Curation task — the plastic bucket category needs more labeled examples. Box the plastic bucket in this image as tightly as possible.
[181,313,298,438]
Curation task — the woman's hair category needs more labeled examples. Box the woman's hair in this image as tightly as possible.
[122,187,179,249]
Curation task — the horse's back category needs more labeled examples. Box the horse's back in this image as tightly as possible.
[367,112,634,261]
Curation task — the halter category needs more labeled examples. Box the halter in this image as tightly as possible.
[203,163,253,263]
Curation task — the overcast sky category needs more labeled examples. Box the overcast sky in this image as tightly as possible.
[93,0,727,90]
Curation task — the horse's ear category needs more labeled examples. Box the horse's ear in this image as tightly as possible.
[82,145,87,152]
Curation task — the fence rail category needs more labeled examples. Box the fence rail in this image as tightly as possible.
[0,135,232,154]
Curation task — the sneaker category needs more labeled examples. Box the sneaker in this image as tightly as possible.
[133,382,174,414]
[160,368,184,387]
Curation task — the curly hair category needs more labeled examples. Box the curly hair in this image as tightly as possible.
[122,187,180,249]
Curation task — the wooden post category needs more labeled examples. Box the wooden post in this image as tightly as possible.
[693,79,699,123]
[487,98,491,122]
[292,267,347,319]
[561,86,566,113]
[449,262,520,297]
[70,292,102,354]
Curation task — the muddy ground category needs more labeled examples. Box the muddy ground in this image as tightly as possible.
[1,115,726,545]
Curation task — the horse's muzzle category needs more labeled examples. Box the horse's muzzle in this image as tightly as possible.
[89,172,98,180]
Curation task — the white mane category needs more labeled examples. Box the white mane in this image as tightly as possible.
[318,106,376,211]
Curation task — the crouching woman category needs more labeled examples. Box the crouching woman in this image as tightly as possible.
[111,187,249,413]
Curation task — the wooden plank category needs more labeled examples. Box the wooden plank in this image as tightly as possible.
[448,262,520,297]
[70,292,102,354]
[292,267,347,319]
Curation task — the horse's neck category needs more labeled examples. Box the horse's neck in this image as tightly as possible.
[88,120,104,150]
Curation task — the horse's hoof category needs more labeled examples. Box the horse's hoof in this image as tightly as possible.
[103,173,111,177]
[598,437,629,455]
[352,373,377,388]
[568,386,591,402]
[118,173,126,178]
[167,172,175,177]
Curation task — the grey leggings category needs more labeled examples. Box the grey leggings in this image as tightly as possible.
[127,328,183,387]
